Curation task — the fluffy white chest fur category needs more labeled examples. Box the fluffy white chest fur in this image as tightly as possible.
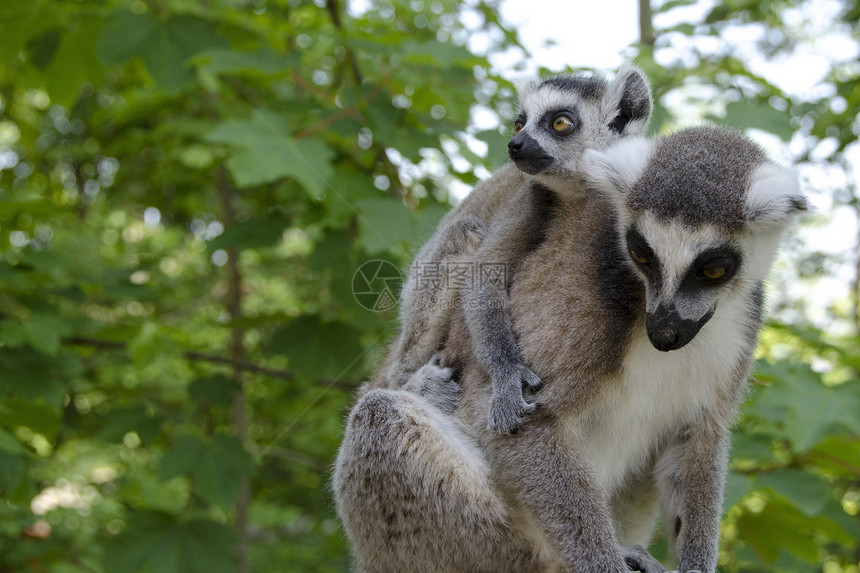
[571,294,751,497]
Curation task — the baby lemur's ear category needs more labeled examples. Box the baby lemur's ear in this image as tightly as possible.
[582,137,653,198]
[603,63,653,136]
[744,162,809,227]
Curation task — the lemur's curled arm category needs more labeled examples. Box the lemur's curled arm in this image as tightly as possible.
[462,186,553,433]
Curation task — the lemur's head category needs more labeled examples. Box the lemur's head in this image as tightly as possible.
[508,64,652,191]
[584,127,807,352]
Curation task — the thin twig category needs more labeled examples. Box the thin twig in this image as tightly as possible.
[323,0,410,203]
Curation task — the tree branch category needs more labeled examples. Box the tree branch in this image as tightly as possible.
[639,0,656,47]
[64,336,361,390]
[215,166,251,573]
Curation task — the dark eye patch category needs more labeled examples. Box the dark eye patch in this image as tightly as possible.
[538,107,581,137]
[693,248,739,285]
[625,228,660,281]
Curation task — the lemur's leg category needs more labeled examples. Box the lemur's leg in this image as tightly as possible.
[386,216,485,388]
[609,470,661,548]
[481,419,641,573]
[332,389,540,573]
[609,474,667,573]
[654,417,728,573]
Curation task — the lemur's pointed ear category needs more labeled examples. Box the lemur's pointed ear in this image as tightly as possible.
[583,137,653,196]
[604,63,652,137]
[745,162,808,227]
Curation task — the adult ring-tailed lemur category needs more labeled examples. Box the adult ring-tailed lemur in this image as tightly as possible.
[334,124,806,573]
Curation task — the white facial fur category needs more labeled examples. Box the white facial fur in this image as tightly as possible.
[629,214,730,321]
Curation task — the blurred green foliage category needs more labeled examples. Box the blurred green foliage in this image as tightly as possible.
[0,0,857,571]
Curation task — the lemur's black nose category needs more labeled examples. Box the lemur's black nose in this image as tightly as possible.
[508,139,523,152]
[646,304,715,352]
[648,328,681,352]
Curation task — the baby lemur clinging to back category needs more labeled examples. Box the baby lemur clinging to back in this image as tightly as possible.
[380,64,653,432]
[335,126,807,572]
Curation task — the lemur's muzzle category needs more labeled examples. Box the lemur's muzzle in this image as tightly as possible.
[508,133,552,174]
[646,304,714,352]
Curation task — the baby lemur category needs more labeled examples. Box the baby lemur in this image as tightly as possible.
[334,126,807,572]
[382,64,653,432]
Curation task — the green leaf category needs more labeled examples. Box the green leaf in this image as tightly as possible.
[99,12,227,92]
[159,434,252,508]
[144,16,228,93]
[265,315,363,380]
[188,375,240,408]
[0,429,26,456]
[354,197,446,254]
[206,111,334,192]
[193,48,298,76]
[3,400,61,441]
[0,194,63,220]
[307,230,354,274]
[45,15,102,106]
[105,511,237,573]
[723,471,754,512]
[730,430,775,462]
[23,313,73,356]
[756,468,833,517]
[97,10,158,66]
[810,499,860,546]
[654,0,699,13]
[96,406,163,445]
[810,435,860,477]
[0,0,61,64]
[718,100,793,141]
[206,217,287,253]
[0,450,25,492]
[318,165,380,229]
[736,499,819,564]
[158,435,204,481]
[399,40,483,68]
[0,321,28,348]
[0,347,70,406]
[748,360,860,452]
[194,434,253,507]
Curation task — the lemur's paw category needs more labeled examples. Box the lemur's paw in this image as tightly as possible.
[519,364,543,392]
[622,545,666,573]
[414,356,461,414]
[487,365,543,434]
[446,215,486,254]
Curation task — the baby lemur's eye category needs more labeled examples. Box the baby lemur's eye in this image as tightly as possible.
[513,121,524,134]
[630,249,649,265]
[552,114,574,133]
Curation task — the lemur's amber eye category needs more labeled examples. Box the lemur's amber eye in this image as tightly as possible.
[630,249,649,265]
[702,267,726,280]
[513,121,524,134]
[552,115,573,132]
